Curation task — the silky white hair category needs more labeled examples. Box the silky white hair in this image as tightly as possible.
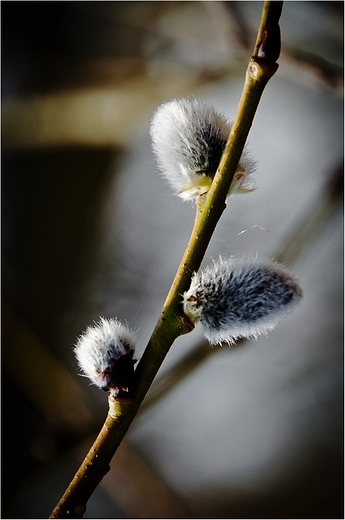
[183,255,303,345]
[74,317,137,390]
[150,98,256,201]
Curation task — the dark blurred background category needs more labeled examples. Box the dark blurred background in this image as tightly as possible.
[2,2,343,518]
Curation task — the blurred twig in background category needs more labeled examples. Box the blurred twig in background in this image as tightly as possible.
[139,160,343,415]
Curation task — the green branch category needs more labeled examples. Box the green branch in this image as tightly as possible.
[50,2,283,517]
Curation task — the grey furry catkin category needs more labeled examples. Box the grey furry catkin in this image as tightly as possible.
[150,98,256,201]
[74,317,137,397]
[183,256,303,345]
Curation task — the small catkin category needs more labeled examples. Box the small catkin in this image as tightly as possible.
[150,98,256,201]
[183,255,303,345]
[74,317,137,396]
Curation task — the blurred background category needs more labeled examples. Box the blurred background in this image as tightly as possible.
[2,1,343,518]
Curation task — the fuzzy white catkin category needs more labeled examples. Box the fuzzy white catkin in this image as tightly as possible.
[74,317,136,393]
[150,98,256,201]
[183,256,303,345]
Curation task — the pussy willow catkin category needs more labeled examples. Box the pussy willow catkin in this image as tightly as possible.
[74,317,137,397]
[150,98,256,201]
[183,255,303,345]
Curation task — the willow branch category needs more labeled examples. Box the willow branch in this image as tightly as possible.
[50,2,283,517]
